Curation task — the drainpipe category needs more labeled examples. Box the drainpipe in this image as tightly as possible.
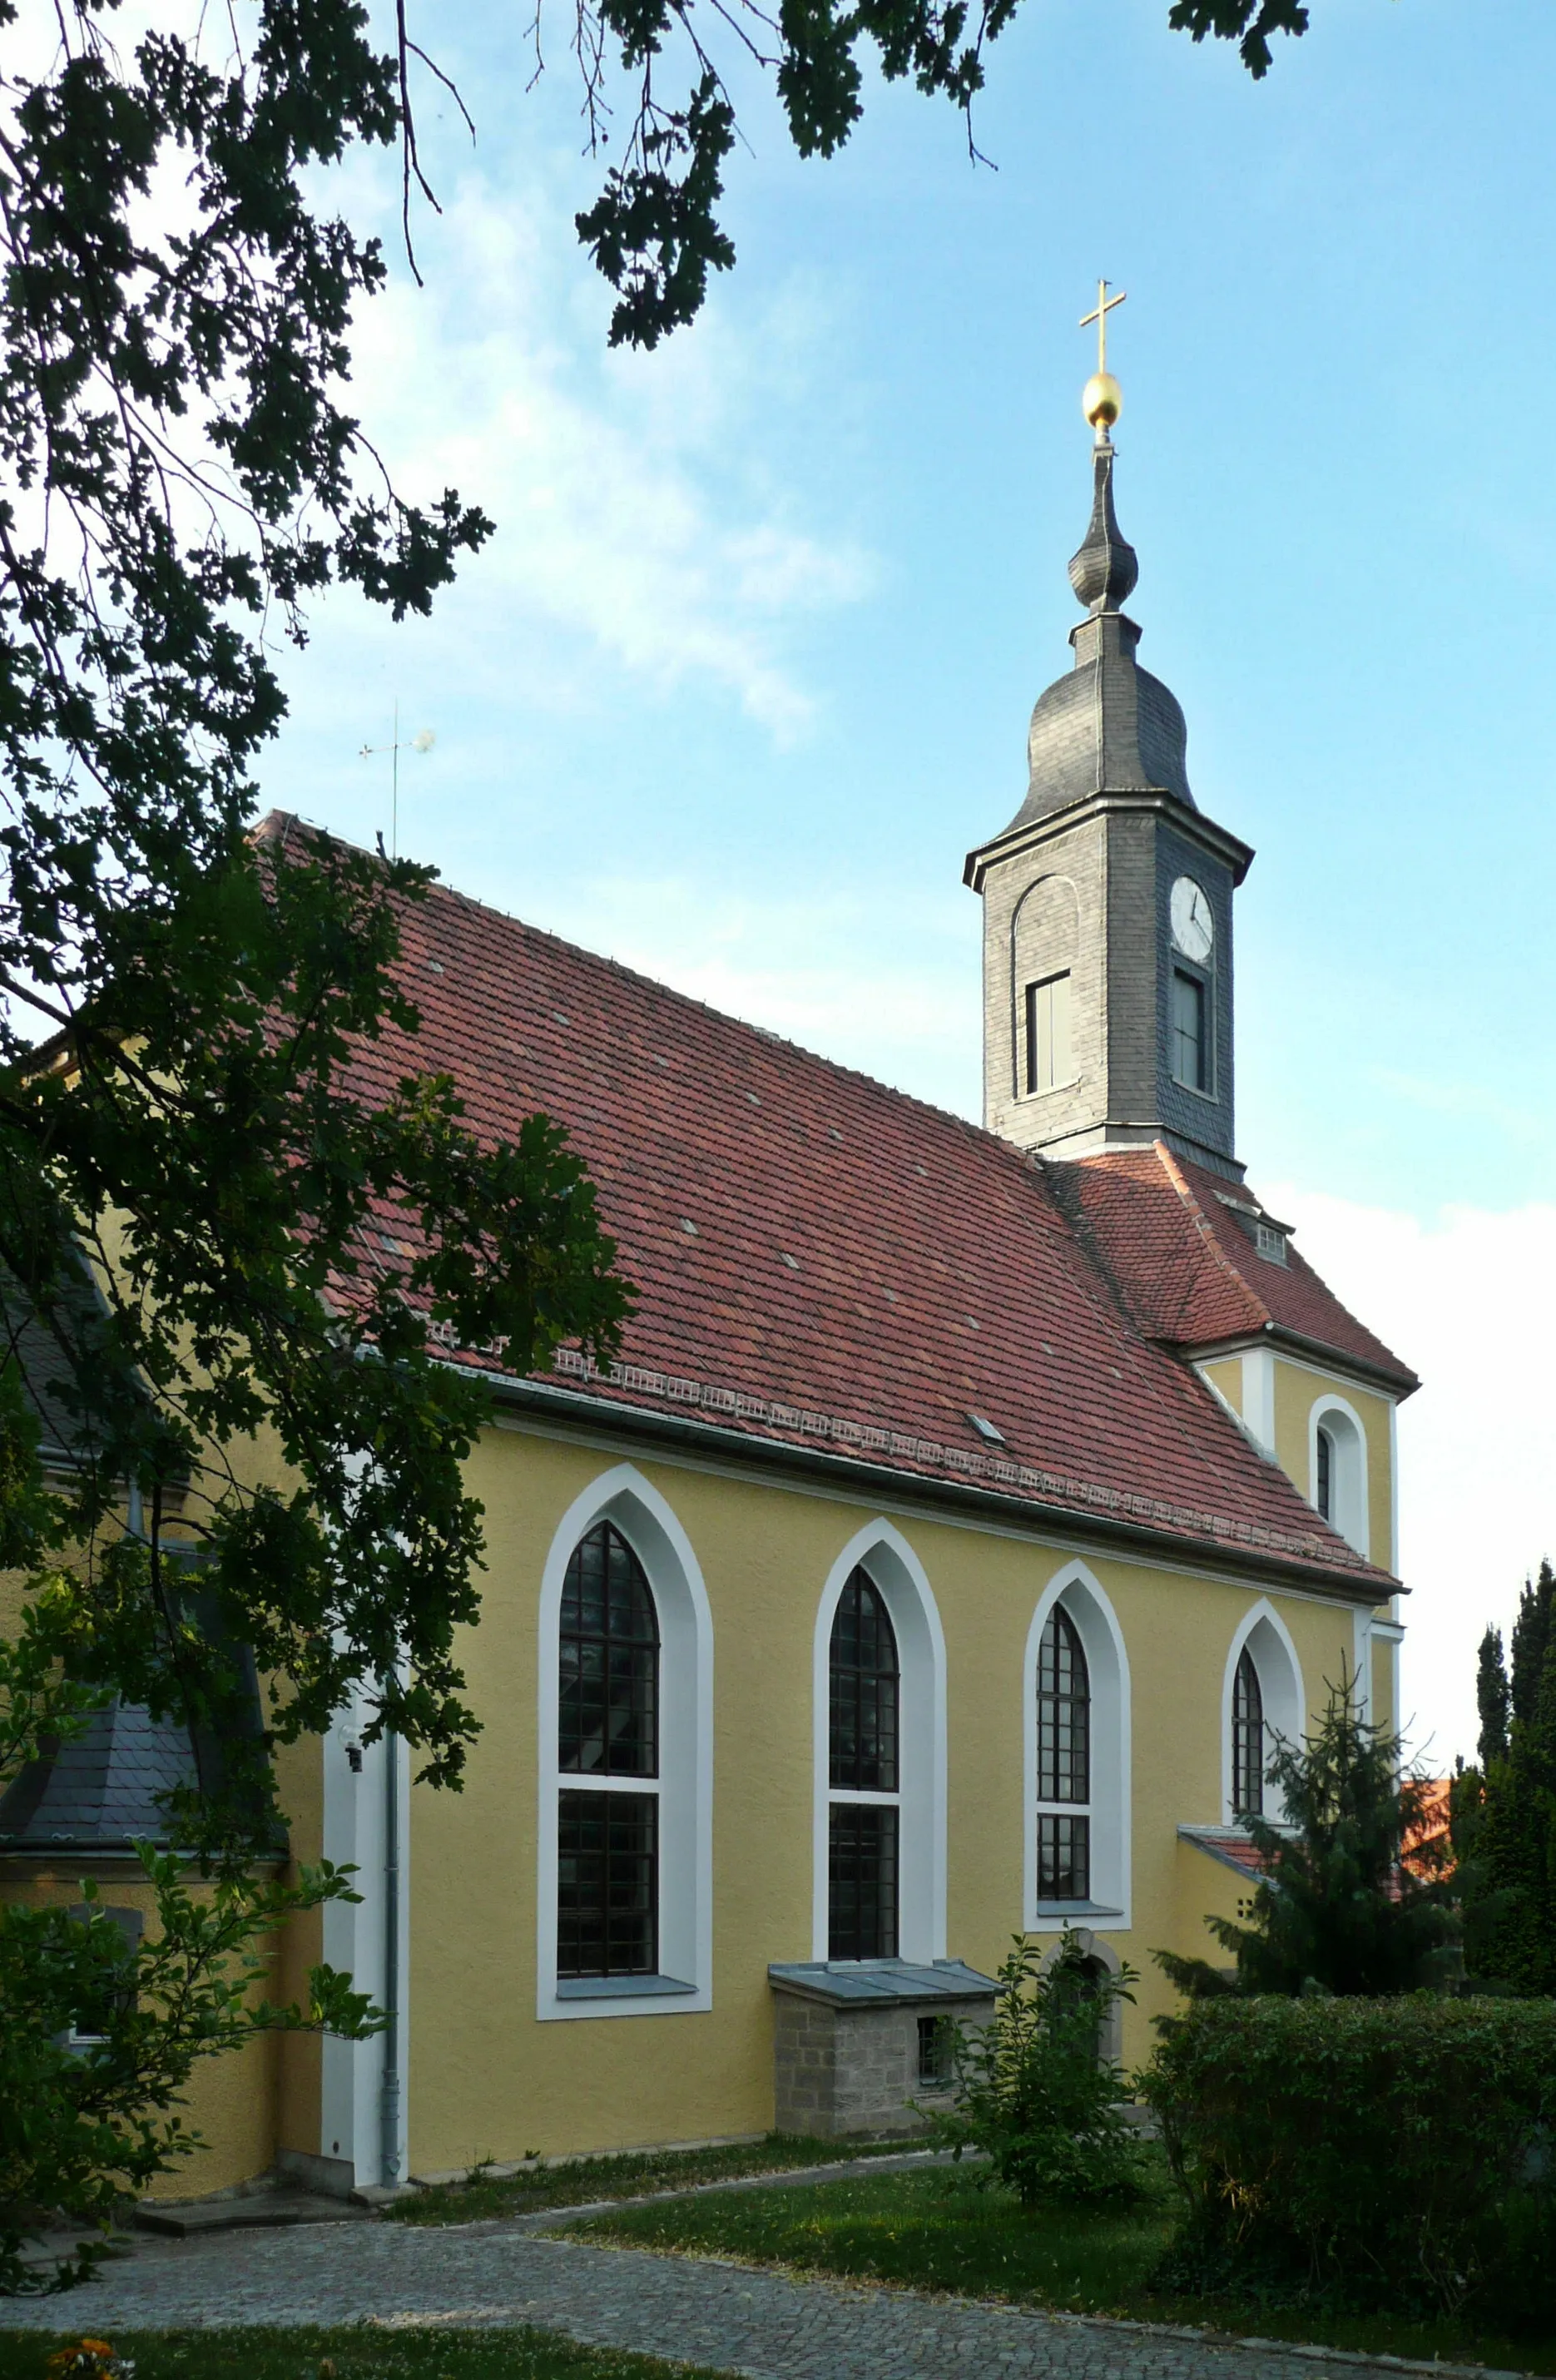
[379,1718,402,2187]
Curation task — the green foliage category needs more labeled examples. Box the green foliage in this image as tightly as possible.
[571,2156,1556,2367]
[1452,1561,1556,1996]
[1166,2,1309,80]
[1476,1621,1511,1763]
[565,0,1319,342]
[0,2329,736,2380]
[1158,1674,1457,2001]
[572,2158,1177,2314]
[1141,1994,1556,2324]
[386,2129,909,2224]
[929,1931,1145,2209]
[0,1,632,2281]
[0,1849,378,2295]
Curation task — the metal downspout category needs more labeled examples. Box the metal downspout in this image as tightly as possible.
[379,1719,401,2186]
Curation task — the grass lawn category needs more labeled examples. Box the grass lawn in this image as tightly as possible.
[0,2328,731,2380]
[567,2160,1556,2374]
[385,2130,911,2225]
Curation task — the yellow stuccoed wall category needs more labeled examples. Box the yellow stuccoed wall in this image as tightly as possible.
[1192,1351,1399,1579]
[1,1866,283,2200]
[1197,1357,1243,1416]
[0,1529,330,2202]
[399,1421,1376,2174]
[1271,1357,1395,1574]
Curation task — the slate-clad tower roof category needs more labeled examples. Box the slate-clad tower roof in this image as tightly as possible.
[965,388,1249,1175]
[0,1698,198,1853]
[1010,434,1193,826]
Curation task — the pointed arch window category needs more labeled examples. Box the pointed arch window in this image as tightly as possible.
[1036,1604,1090,1902]
[828,1569,899,1958]
[1231,1646,1265,1821]
[557,1520,659,1977]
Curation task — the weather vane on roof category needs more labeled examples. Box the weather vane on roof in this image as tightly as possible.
[1079,278,1126,443]
[359,701,435,860]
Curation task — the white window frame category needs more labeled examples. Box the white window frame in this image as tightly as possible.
[1023,1561,1132,1931]
[1222,1599,1306,1827]
[812,1520,947,1964]
[1307,1392,1369,1559]
[536,1464,713,2021]
[1008,871,1080,1103]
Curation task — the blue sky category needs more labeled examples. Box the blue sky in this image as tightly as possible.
[262,0,1556,1760]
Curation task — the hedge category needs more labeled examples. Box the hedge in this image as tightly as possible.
[1139,1995,1556,2323]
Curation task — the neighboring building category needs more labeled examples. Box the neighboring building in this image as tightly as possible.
[0,388,1416,2200]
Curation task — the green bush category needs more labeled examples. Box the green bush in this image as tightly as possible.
[1140,1995,1556,2324]
[929,1932,1146,2209]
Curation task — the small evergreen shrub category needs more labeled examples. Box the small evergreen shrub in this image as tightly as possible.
[929,1932,1146,2209]
[1141,1995,1556,2324]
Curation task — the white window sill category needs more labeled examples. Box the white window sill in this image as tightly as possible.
[555,1973,696,2000]
[1033,1902,1124,1920]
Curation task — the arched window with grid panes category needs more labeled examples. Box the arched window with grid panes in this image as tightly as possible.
[1231,1645,1265,1822]
[557,1519,660,1978]
[1036,1604,1091,1902]
[828,1569,900,1958]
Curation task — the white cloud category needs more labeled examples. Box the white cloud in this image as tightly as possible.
[325,171,874,740]
[1266,1184,1556,1773]
[557,873,983,1114]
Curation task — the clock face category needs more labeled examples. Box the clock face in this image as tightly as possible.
[1170,875,1214,964]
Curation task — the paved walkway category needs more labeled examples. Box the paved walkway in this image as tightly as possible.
[0,2212,1521,2380]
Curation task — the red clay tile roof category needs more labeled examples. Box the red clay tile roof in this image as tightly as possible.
[1402,1779,1454,1880]
[265,817,1399,1597]
[1178,1826,1269,1882]
[1055,1145,1417,1392]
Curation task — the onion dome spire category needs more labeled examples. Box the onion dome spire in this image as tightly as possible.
[1069,280,1137,612]
[1068,439,1138,613]
[994,285,1194,828]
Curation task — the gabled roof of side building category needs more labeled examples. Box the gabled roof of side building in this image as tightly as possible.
[1054,1145,1418,1394]
[260,816,1402,1601]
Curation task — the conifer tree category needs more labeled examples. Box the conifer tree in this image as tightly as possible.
[1452,1562,1556,1996]
[1159,1674,1457,2001]
[1477,1625,1511,1766]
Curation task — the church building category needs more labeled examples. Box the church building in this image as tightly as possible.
[1,352,1418,2202]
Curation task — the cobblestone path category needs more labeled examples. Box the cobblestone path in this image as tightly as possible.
[0,2216,1518,2380]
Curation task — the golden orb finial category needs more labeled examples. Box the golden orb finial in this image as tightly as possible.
[1078,280,1127,439]
[1083,370,1122,430]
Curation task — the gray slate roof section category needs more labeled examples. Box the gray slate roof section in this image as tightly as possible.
[1002,438,1194,833]
[1068,441,1138,612]
[2,1258,117,1467]
[0,1698,198,1851]
[767,1958,998,2006]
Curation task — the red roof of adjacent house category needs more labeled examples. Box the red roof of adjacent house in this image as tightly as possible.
[264,818,1400,1597]
[1402,1779,1454,1880]
[1057,1145,1417,1391]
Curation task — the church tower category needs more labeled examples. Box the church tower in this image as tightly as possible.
[964,298,1252,1182]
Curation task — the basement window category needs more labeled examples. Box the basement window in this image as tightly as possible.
[917,2014,954,2088]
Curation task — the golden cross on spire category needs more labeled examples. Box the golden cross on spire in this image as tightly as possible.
[1079,278,1127,374]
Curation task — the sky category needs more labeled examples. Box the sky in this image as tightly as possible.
[257,0,1556,1768]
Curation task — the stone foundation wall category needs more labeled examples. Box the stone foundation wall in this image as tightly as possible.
[772,1991,993,2139]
